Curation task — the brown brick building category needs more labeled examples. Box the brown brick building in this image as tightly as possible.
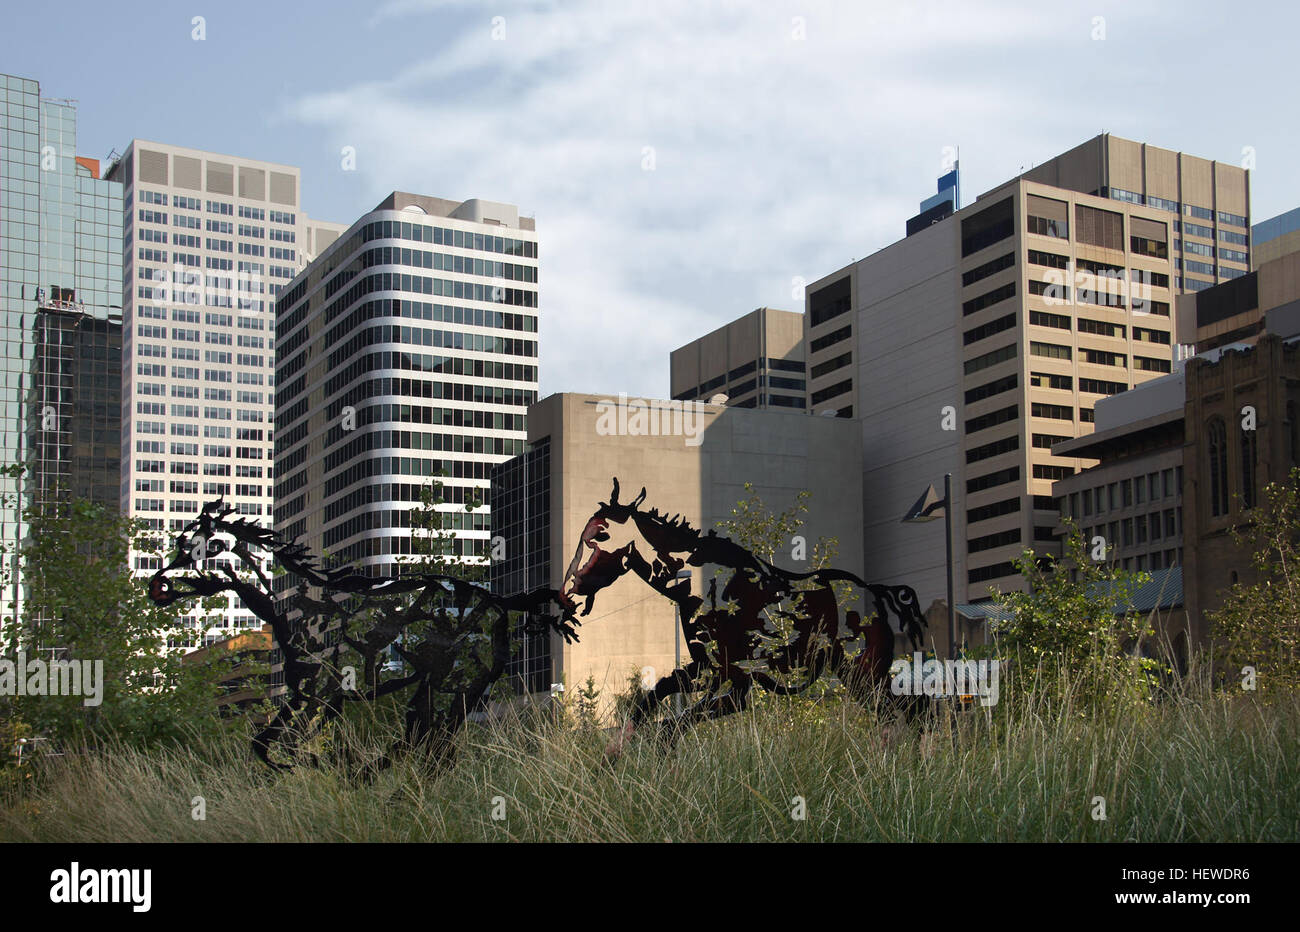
[1182,335,1300,644]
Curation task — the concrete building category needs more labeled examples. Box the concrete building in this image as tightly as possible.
[1177,248,1300,352]
[1253,207,1300,269]
[1051,368,1186,576]
[273,192,539,592]
[0,72,124,629]
[490,392,866,705]
[1022,133,1251,293]
[805,137,1234,622]
[669,307,806,410]
[1182,334,1300,644]
[105,140,345,643]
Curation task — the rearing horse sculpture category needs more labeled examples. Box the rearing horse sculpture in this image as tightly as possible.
[148,499,572,774]
[560,479,927,753]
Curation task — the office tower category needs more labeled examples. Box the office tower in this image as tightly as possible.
[0,72,124,629]
[804,135,1243,614]
[273,192,539,590]
[1252,206,1300,269]
[669,307,806,409]
[1022,133,1251,292]
[106,140,345,642]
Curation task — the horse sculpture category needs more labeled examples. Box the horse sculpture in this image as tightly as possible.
[147,499,572,774]
[560,479,928,755]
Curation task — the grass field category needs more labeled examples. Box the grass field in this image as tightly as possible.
[2,667,1297,843]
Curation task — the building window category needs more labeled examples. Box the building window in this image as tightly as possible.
[1208,417,1229,517]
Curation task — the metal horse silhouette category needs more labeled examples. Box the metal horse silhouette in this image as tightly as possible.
[147,499,571,773]
[561,479,926,752]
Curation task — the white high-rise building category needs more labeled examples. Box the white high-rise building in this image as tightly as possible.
[107,140,345,644]
[273,192,539,590]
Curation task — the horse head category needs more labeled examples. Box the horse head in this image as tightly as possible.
[561,477,681,616]
[147,498,244,606]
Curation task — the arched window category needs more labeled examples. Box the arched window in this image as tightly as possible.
[1241,421,1258,509]
[1208,417,1229,517]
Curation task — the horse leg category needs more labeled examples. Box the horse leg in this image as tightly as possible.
[666,677,752,738]
[605,660,705,759]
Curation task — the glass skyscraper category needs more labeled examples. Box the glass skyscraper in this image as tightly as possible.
[0,72,124,630]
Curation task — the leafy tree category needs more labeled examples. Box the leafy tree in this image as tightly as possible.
[1208,469,1300,696]
[713,483,849,697]
[0,493,230,754]
[990,520,1157,706]
[574,675,602,731]
[401,478,489,582]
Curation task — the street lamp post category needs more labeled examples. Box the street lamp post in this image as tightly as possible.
[902,474,958,660]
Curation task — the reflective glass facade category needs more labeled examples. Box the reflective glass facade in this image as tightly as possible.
[0,73,124,625]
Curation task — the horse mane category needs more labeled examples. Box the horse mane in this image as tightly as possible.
[635,505,704,550]
[629,498,832,588]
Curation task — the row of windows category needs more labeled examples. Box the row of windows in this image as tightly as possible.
[967,433,1018,464]
[961,252,1015,287]
[360,218,537,259]
[963,281,1016,316]
[1067,468,1182,519]
[966,373,1017,405]
[963,312,1016,346]
[318,453,503,501]
[1074,510,1181,550]
[810,379,852,407]
[323,481,487,529]
[810,353,851,379]
[965,343,1016,375]
[1108,190,1247,229]
[361,245,537,284]
[331,401,524,435]
[321,269,538,315]
[968,466,1019,494]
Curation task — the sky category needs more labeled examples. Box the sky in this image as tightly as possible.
[4,0,1298,400]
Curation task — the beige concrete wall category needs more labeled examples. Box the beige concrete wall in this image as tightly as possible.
[527,392,863,709]
[848,217,963,615]
[1259,250,1300,312]
[1256,230,1300,269]
[1022,135,1104,194]
[1143,145,1181,204]
[1214,161,1249,217]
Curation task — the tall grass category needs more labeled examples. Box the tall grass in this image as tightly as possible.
[1,664,1296,842]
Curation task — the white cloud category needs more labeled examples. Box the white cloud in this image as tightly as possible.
[289,0,1177,399]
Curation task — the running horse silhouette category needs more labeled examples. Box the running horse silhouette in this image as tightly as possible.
[561,479,927,755]
[147,499,572,774]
